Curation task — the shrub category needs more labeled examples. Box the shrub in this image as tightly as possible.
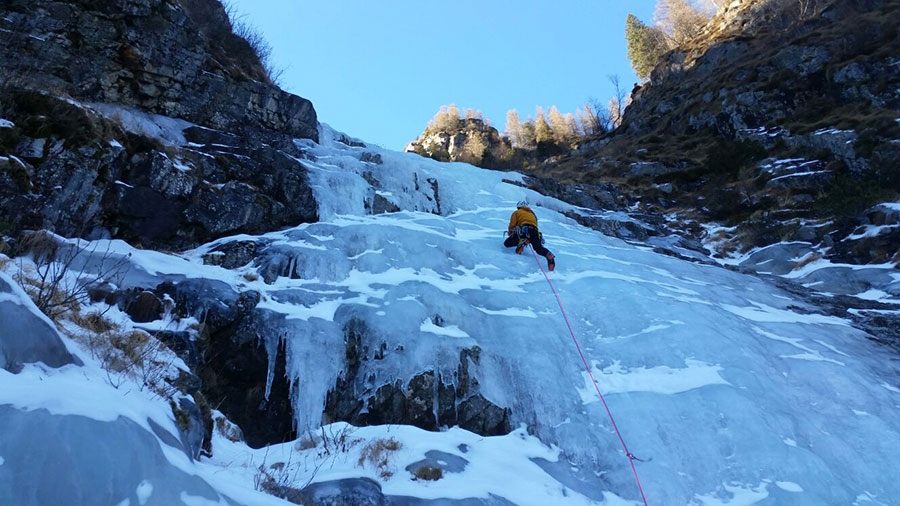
[15,231,130,320]
[358,437,402,479]
[412,465,443,481]
[71,310,119,334]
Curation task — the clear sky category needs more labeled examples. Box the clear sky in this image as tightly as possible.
[226,1,658,150]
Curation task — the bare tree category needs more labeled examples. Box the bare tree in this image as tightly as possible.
[654,0,711,46]
[577,102,603,136]
[608,75,629,127]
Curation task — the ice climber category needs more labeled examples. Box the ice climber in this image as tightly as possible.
[505,200,555,271]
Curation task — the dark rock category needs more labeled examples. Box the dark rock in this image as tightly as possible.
[295,478,388,506]
[200,320,297,448]
[182,126,241,147]
[437,375,458,427]
[457,393,511,436]
[365,381,409,426]
[360,152,383,164]
[0,0,317,142]
[153,279,286,448]
[371,193,401,215]
[324,326,511,437]
[125,290,164,323]
[406,371,437,430]
[203,240,260,269]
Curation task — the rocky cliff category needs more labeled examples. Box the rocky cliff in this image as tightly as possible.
[524,0,900,268]
[0,0,319,251]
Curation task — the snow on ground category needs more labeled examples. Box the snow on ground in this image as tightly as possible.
[700,222,900,305]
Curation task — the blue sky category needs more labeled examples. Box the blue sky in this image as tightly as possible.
[227,1,658,150]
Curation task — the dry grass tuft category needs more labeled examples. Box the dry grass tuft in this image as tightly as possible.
[358,437,402,479]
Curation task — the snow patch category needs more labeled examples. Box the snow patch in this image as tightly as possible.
[775,481,804,492]
[136,480,153,505]
[721,301,850,326]
[0,118,13,128]
[694,481,769,505]
[582,359,729,398]
[88,102,193,146]
[420,318,469,338]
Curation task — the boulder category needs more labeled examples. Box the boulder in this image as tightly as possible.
[0,272,79,373]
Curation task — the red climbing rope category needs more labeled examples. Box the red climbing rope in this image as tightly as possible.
[529,245,650,506]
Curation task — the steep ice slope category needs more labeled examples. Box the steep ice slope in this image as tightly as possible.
[1,124,898,505]
[190,126,900,504]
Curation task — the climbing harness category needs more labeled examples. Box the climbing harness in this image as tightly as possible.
[528,245,651,506]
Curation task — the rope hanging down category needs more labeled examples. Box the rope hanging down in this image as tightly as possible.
[529,245,650,506]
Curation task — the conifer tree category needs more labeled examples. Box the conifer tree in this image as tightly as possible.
[625,13,669,82]
[533,107,553,144]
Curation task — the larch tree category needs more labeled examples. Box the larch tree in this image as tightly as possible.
[464,108,483,121]
[505,109,523,147]
[547,106,571,144]
[654,0,711,46]
[432,105,461,132]
[564,113,580,138]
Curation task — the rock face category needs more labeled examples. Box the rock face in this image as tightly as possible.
[0,0,320,251]
[0,0,317,141]
[625,0,900,141]
[545,0,900,272]
[324,319,511,437]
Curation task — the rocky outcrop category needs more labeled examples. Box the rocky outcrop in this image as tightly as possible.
[405,118,517,170]
[0,0,321,251]
[324,320,511,437]
[0,0,317,141]
[0,85,318,251]
[626,0,900,140]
